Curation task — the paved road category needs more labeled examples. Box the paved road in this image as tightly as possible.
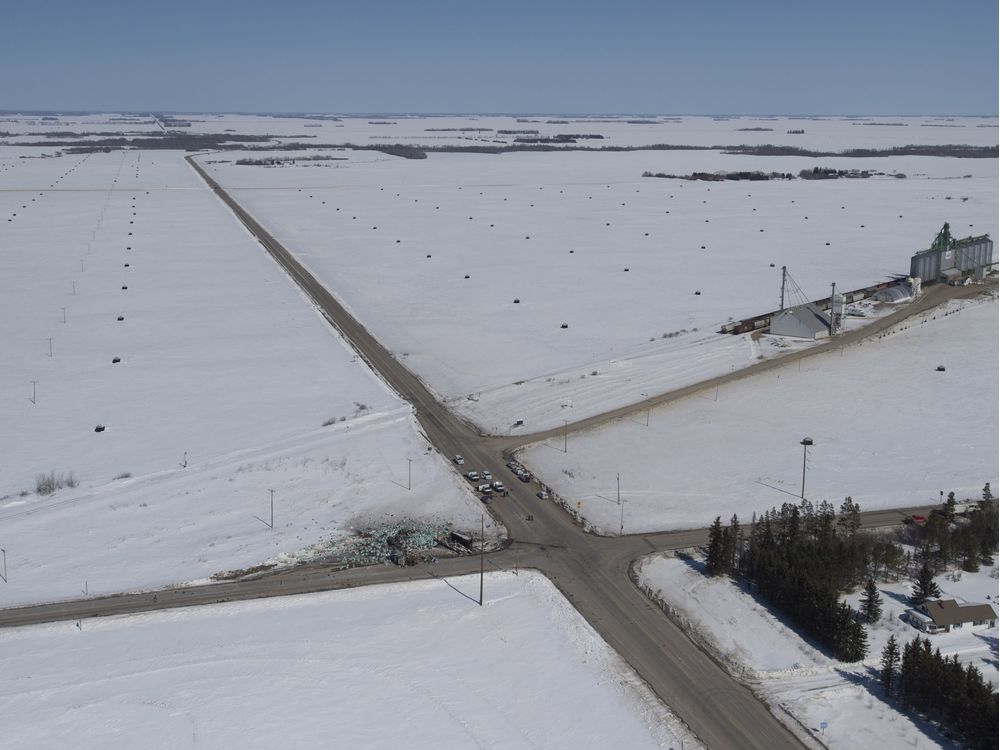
[1,155,976,749]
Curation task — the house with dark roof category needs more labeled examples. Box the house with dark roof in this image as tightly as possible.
[907,598,997,634]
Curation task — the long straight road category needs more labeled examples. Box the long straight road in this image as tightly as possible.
[2,155,973,749]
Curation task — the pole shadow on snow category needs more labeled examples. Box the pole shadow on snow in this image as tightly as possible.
[429,571,480,606]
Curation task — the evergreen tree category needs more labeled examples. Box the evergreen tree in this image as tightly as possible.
[831,601,867,662]
[837,496,861,537]
[983,482,993,503]
[706,516,726,576]
[943,491,956,521]
[961,533,981,573]
[909,562,941,606]
[727,513,740,570]
[880,635,899,696]
[859,578,882,623]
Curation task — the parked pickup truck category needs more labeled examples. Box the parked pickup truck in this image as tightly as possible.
[465,471,480,482]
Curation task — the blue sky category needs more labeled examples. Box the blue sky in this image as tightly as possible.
[2,0,997,114]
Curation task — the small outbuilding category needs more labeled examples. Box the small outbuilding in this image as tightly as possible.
[769,303,830,339]
[907,598,997,634]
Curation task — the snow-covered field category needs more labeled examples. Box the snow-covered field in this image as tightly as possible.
[0,148,485,606]
[8,112,992,151]
[522,296,999,533]
[638,551,998,749]
[196,134,997,431]
[0,571,698,750]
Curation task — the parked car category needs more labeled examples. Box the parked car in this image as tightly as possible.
[466,471,480,482]
[453,454,465,465]
[492,481,505,492]
[482,470,492,481]
[477,483,493,494]
[518,472,532,483]
[536,490,548,499]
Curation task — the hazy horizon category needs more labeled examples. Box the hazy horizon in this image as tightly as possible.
[3,0,996,115]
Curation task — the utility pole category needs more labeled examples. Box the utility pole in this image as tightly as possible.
[829,282,838,336]
[640,392,650,427]
[407,458,412,491]
[617,472,621,505]
[479,515,485,607]
[563,420,569,453]
[30,380,38,404]
[72,281,76,295]
[269,489,274,529]
[0,548,6,583]
[800,437,814,499]
[779,266,787,312]
[61,307,66,324]
[620,499,626,537]
[46,338,53,357]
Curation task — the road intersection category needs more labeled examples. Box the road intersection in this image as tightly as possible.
[2,155,986,749]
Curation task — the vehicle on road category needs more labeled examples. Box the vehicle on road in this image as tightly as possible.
[482,470,492,481]
[537,490,549,499]
[453,454,465,465]
[465,471,480,481]
[492,481,505,492]
[477,483,493,494]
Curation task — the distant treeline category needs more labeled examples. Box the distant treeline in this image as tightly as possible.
[514,134,605,144]
[643,170,794,181]
[20,132,996,160]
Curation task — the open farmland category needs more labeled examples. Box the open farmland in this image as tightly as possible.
[0,571,698,750]
[0,146,485,606]
[196,117,998,432]
[521,296,998,533]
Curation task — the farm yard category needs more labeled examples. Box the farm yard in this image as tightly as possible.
[638,549,998,749]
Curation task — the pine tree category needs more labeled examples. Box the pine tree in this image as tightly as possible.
[880,634,899,696]
[706,516,725,576]
[983,482,993,503]
[859,578,882,623]
[728,513,741,570]
[831,601,867,662]
[961,533,981,573]
[943,491,956,521]
[837,496,861,537]
[909,562,941,606]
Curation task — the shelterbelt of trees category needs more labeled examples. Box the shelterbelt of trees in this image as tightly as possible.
[704,486,998,662]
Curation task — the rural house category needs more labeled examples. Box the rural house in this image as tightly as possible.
[906,598,997,634]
